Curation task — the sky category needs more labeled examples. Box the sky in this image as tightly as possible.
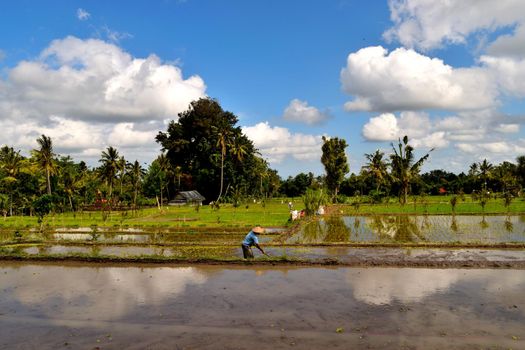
[1,0,525,178]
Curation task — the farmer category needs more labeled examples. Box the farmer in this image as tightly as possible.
[241,226,269,259]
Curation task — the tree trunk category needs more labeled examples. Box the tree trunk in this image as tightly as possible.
[217,153,224,202]
[46,169,51,195]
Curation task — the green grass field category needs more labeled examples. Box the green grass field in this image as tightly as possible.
[0,195,524,229]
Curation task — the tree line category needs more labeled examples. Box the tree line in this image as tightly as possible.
[1,97,524,217]
[290,135,525,204]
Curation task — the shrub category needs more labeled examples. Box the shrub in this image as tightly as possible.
[303,188,329,216]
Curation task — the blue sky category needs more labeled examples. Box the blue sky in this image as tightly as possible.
[1,0,524,177]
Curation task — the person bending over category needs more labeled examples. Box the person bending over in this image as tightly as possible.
[241,226,268,259]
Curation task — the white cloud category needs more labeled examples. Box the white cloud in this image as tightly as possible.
[108,123,158,147]
[242,122,323,163]
[480,55,525,97]
[76,8,91,21]
[384,0,525,50]
[362,113,399,141]
[362,111,447,149]
[0,36,206,164]
[341,46,495,112]
[282,99,330,125]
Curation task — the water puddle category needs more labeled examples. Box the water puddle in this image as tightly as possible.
[0,262,524,349]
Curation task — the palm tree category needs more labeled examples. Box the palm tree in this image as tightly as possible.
[127,160,146,211]
[478,159,493,191]
[213,126,232,203]
[0,146,23,216]
[99,146,120,200]
[157,153,172,206]
[62,168,82,211]
[390,136,433,205]
[117,156,126,199]
[33,135,56,195]
[362,150,389,192]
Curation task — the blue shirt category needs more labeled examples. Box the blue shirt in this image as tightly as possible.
[242,231,259,246]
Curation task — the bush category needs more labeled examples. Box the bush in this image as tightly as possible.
[303,188,329,216]
[33,195,54,224]
[368,189,386,204]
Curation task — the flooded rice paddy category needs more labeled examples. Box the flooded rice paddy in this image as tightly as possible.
[1,262,524,349]
[287,214,525,244]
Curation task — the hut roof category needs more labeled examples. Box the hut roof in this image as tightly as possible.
[175,190,205,202]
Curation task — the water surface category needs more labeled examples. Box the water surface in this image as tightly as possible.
[0,262,524,349]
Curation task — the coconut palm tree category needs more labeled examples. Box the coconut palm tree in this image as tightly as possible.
[156,153,172,206]
[33,135,56,195]
[213,126,232,203]
[0,146,23,215]
[127,160,146,211]
[99,146,120,200]
[362,150,389,192]
[390,136,433,205]
[478,159,493,192]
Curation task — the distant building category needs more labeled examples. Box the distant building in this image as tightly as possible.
[168,191,205,206]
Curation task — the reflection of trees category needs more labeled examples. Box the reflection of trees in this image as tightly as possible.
[480,216,489,229]
[368,215,425,242]
[297,217,351,243]
[450,216,458,232]
[90,245,101,256]
[324,216,350,242]
[504,217,513,232]
[300,220,323,243]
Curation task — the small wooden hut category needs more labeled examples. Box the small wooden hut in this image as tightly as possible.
[168,191,205,206]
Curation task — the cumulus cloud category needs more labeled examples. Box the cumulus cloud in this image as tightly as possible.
[282,99,330,125]
[362,111,447,148]
[384,0,525,50]
[242,122,323,163]
[76,8,91,21]
[341,46,495,112]
[0,36,206,163]
[480,55,525,97]
[457,140,525,157]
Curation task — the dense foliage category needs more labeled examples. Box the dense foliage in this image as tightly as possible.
[0,98,524,217]
[156,98,278,202]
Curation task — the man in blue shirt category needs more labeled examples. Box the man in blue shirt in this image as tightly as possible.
[242,226,268,259]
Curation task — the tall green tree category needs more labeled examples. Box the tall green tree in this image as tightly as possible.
[321,136,349,202]
[156,97,264,201]
[99,146,120,200]
[362,150,389,192]
[213,125,232,202]
[157,153,172,205]
[127,160,146,210]
[390,135,432,204]
[0,146,24,215]
[478,159,493,191]
[32,135,56,195]
[516,155,525,189]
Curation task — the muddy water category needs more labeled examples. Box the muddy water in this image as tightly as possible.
[0,262,524,349]
[289,215,525,244]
